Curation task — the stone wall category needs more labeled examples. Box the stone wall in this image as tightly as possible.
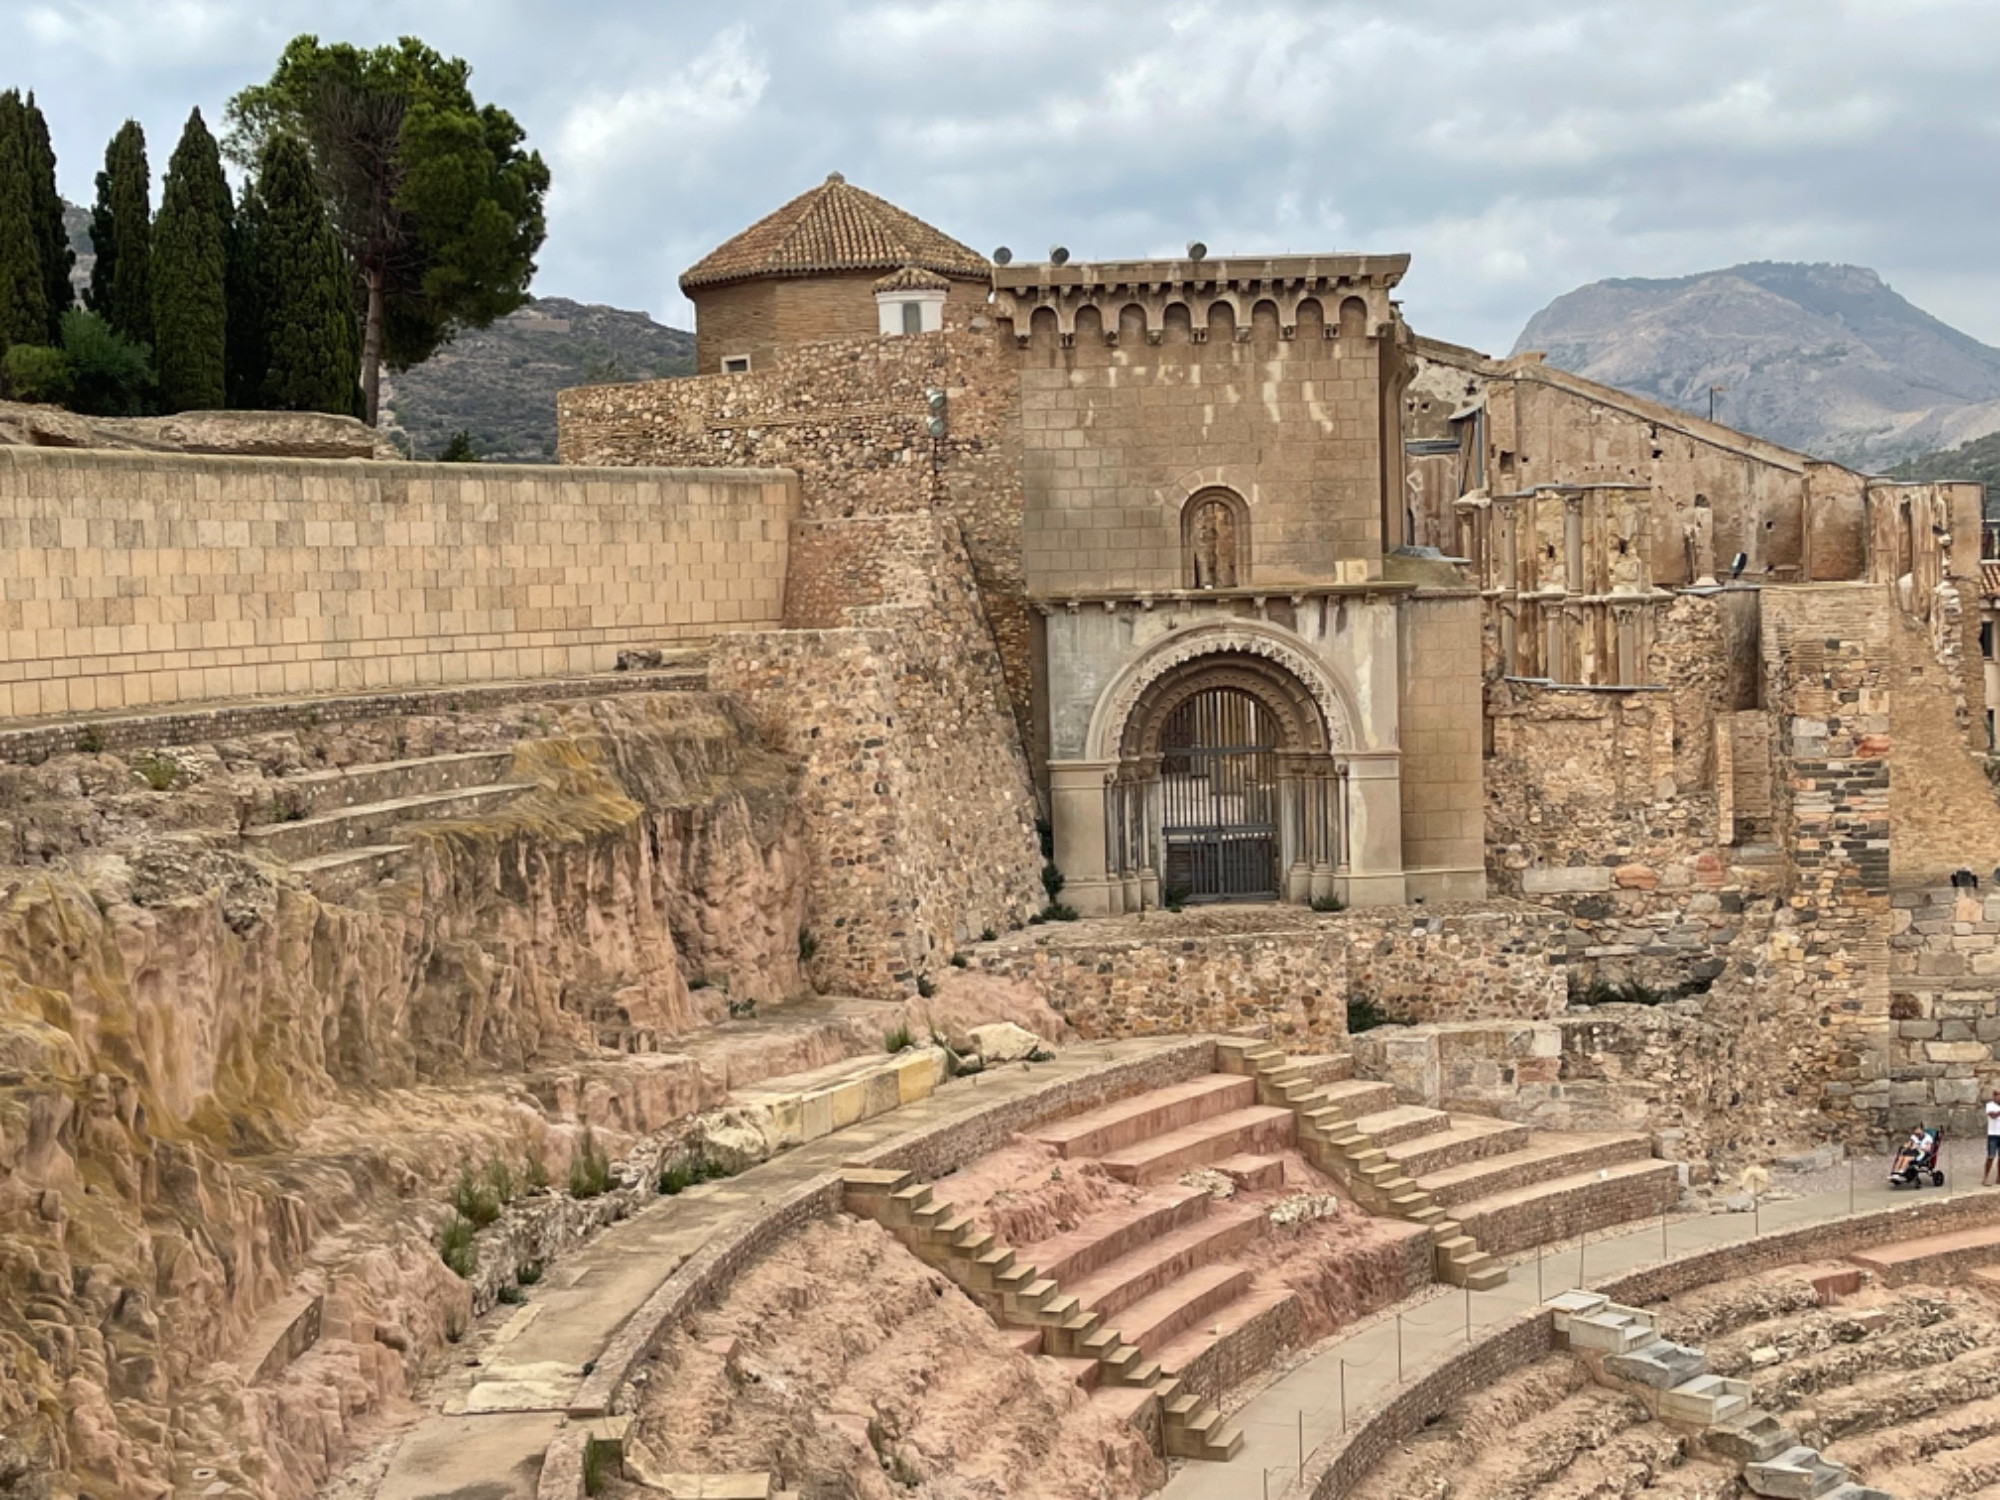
[969,904,1568,1046]
[0,448,795,718]
[1885,884,2000,1137]
[711,516,1043,998]
[558,329,1037,752]
[687,271,991,376]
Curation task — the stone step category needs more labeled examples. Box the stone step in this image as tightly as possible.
[1566,1305,1660,1354]
[1066,1203,1267,1322]
[1150,1285,1300,1384]
[1215,1153,1285,1192]
[1706,1409,1800,1465]
[1604,1338,1708,1389]
[1027,1186,1213,1286]
[288,842,411,898]
[1745,1445,1849,1499]
[1002,1327,1042,1357]
[1099,1106,1295,1185]
[1847,1223,2000,1287]
[1661,1372,1753,1427]
[1298,1078,1399,1128]
[1111,1262,1255,1357]
[1030,1075,1258,1160]
[1461,1261,1508,1291]
[1215,1037,1283,1074]
[269,748,517,818]
[1163,1394,1242,1461]
[243,781,536,861]
[1449,1157,1682,1256]
[1282,1052,1355,1085]
[1351,1104,1455,1148]
[1413,1132,1657,1210]
[1383,1116,1534,1178]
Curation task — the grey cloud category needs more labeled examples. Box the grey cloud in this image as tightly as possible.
[6,0,1999,352]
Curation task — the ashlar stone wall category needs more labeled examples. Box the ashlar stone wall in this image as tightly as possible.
[0,448,794,718]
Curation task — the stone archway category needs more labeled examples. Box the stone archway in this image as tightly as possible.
[1084,626,1354,911]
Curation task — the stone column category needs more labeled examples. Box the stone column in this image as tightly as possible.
[1049,760,1117,916]
[1341,752,1408,907]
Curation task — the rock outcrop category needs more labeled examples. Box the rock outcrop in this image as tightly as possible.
[0,401,395,460]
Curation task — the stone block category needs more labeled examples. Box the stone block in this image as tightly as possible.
[1925,1041,1992,1064]
[1524,867,1613,895]
[895,1050,939,1105]
[798,1088,835,1142]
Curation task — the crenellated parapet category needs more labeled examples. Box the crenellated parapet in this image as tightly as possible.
[991,254,1409,348]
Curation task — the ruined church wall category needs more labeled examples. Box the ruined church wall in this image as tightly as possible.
[558,330,1037,752]
[0,448,794,719]
[1887,885,2000,1139]
[711,516,1043,997]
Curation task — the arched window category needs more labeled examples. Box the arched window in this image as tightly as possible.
[1184,490,1246,589]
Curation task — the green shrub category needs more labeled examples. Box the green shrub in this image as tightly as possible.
[726,996,757,1019]
[496,1283,525,1304]
[523,1153,550,1191]
[915,975,935,999]
[688,975,710,991]
[658,1161,695,1195]
[568,1130,612,1199]
[131,753,179,791]
[1,344,71,404]
[483,1156,516,1206]
[1041,861,1065,902]
[516,1260,543,1285]
[74,725,105,755]
[452,1165,502,1228]
[438,1214,477,1278]
[798,927,818,963]
[1162,883,1191,914]
[1041,902,1079,922]
[1346,996,1409,1034]
[438,429,478,462]
[1310,893,1345,913]
[884,1024,914,1054]
[60,309,152,416]
[949,953,968,968]
[980,926,997,943]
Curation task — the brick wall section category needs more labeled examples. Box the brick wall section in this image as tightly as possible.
[1886,884,2000,1138]
[1761,586,1893,1141]
[1398,592,1486,887]
[711,517,1042,997]
[559,330,1037,752]
[690,272,991,375]
[0,448,795,719]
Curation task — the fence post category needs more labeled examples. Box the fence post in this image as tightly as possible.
[1397,1313,1404,1383]
[1340,1358,1347,1433]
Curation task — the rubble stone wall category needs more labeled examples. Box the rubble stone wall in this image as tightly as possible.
[0,447,795,719]
[1886,884,2000,1138]
[711,516,1043,997]
[558,330,1037,750]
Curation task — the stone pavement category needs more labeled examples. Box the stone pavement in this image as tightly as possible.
[1163,1146,1996,1500]
[370,1038,1174,1500]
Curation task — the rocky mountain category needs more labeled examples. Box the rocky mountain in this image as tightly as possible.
[1511,262,2000,466]
[380,296,695,462]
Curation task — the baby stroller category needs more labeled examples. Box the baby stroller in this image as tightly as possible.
[1890,1125,1944,1188]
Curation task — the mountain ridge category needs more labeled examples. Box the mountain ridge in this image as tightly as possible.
[1512,261,2000,466]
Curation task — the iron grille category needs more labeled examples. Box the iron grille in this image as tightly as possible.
[1159,687,1279,901]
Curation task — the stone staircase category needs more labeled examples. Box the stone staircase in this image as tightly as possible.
[240,748,534,899]
[842,1169,1245,1462]
[1550,1291,1892,1499]
[1218,1037,1680,1287]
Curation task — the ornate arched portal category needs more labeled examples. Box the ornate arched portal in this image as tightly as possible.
[1091,633,1352,908]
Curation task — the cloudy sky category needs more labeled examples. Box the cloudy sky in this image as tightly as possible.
[9,0,2000,353]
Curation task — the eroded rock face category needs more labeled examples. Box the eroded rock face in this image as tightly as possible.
[0,691,810,1500]
[0,401,396,460]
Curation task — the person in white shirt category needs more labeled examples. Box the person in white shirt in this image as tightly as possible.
[1986,1088,2000,1186]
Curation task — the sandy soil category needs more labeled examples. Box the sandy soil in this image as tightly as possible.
[620,1214,1164,1500]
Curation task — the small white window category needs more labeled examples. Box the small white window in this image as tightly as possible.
[722,355,751,373]
[901,301,924,335]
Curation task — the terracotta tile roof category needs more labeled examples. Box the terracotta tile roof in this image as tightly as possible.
[1982,561,2000,599]
[681,173,990,291]
[873,265,953,293]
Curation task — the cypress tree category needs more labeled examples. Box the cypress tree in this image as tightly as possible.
[152,108,231,412]
[87,121,152,348]
[245,134,358,414]
[0,93,49,355]
[22,94,73,340]
[224,178,265,410]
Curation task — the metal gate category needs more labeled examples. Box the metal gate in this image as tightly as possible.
[1159,687,1279,901]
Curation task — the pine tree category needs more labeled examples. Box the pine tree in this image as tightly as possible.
[0,93,49,355]
[152,108,231,412]
[87,121,152,348]
[22,94,72,340]
[243,134,359,414]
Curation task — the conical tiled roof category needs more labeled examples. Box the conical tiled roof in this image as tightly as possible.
[681,173,990,291]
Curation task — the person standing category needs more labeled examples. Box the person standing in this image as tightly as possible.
[1986,1087,2000,1185]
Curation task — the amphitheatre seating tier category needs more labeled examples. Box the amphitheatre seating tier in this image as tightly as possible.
[1846,1221,2000,1285]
